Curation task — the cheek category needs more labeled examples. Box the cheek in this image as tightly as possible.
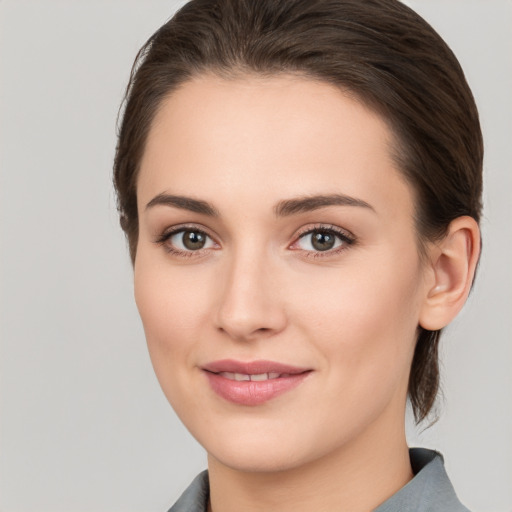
[133,253,213,373]
[291,251,422,392]
[133,255,218,419]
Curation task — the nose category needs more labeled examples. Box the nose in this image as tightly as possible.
[213,247,287,342]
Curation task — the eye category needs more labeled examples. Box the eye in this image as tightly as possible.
[292,225,355,256]
[155,226,217,256]
[168,229,214,251]
[170,229,215,251]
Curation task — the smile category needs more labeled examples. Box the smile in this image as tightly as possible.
[202,360,312,406]
[218,372,287,381]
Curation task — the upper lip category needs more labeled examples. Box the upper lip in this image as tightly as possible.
[202,359,311,375]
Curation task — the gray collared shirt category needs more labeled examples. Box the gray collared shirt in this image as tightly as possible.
[168,448,470,511]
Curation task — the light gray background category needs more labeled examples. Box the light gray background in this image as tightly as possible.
[0,1,510,511]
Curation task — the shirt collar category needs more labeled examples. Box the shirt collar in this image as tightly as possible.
[168,448,469,512]
[373,448,469,512]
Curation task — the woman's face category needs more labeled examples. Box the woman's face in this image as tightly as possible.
[134,74,431,473]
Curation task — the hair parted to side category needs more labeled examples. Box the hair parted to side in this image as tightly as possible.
[113,0,483,423]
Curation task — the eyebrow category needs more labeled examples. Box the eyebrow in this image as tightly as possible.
[145,192,375,217]
[273,193,375,217]
[145,194,220,216]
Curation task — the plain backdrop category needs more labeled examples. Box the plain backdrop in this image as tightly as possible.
[0,1,511,511]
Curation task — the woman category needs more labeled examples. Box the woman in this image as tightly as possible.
[114,0,482,510]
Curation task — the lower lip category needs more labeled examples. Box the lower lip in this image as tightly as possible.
[204,371,310,406]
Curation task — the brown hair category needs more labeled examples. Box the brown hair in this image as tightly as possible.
[113,0,483,423]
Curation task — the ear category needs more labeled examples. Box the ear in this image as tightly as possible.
[419,216,481,331]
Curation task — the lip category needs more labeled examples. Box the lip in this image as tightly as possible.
[202,359,312,406]
[202,359,310,375]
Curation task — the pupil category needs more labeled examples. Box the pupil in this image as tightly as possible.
[183,231,206,250]
[312,231,335,251]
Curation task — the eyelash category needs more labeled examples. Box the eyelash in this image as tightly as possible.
[293,224,356,259]
[154,223,356,259]
[154,224,215,259]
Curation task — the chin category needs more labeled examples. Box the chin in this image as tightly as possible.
[197,418,344,475]
[208,441,308,474]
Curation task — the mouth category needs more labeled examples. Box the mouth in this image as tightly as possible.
[215,371,292,381]
[202,359,312,406]
[202,359,310,375]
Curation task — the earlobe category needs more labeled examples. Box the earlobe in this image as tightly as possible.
[419,216,481,331]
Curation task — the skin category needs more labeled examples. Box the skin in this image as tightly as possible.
[134,74,480,512]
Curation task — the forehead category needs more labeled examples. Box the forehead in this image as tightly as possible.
[138,73,414,223]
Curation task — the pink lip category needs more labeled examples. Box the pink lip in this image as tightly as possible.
[202,359,310,375]
[202,359,312,406]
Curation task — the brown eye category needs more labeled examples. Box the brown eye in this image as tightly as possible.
[182,230,207,250]
[311,231,336,251]
[166,228,216,253]
[294,227,354,255]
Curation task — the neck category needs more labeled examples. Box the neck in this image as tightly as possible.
[207,413,413,512]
